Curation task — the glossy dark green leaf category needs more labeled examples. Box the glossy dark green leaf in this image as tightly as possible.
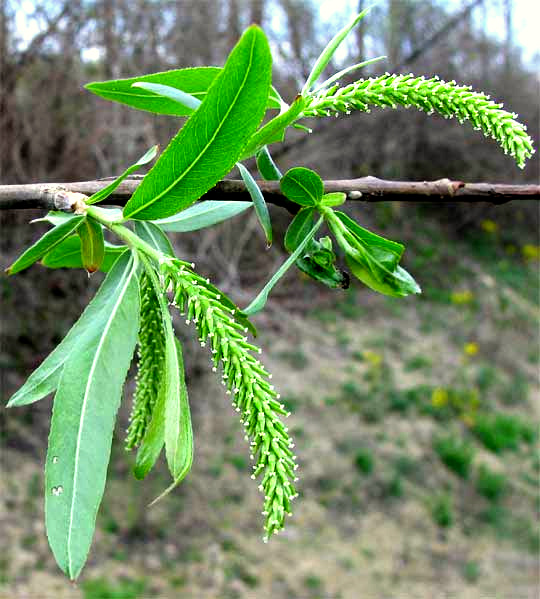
[134,221,174,257]
[256,146,282,181]
[346,254,420,297]
[78,218,105,273]
[86,146,158,205]
[85,67,221,116]
[155,200,252,232]
[6,250,130,408]
[280,167,324,207]
[237,163,272,246]
[41,236,126,272]
[45,253,140,579]
[284,207,315,252]
[7,216,85,275]
[123,27,272,221]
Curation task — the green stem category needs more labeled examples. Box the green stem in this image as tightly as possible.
[319,207,363,261]
[86,206,165,264]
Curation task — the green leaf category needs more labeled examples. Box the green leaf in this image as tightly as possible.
[134,221,174,257]
[241,95,305,158]
[302,8,371,94]
[335,211,404,268]
[85,146,158,205]
[320,192,346,207]
[346,254,420,297]
[280,167,324,207]
[328,211,420,297]
[296,236,349,289]
[164,338,193,483]
[41,236,126,272]
[284,207,315,252]
[6,250,130,408]
[6,216,85,275]
[132,82,202,112]
[237,163,272,246]
[123,26,272,221]
[155,200,252,232]
[85,67,221,116]
[31,211,78,226]
[44,253,140,579]
[78,218,105,273]
[244,217,323,315]
[311,56,386,94]
[133,375,166,480]
[256,146,282,181]
[86,67,280,116]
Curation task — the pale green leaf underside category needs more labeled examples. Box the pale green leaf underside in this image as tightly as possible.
[44,253,140,580]
[155,200,252,232]
[123,25,271,221]
[237,163,272,245]
[6,250,129,407]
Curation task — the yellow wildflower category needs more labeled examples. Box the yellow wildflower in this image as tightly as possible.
[451,290,474,304]
[464,342,479,356]
[481,219,498,234]
[522,244,540,261]
[431,387,448,407]
[363,350,382,367]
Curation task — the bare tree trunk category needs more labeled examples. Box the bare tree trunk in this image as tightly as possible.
[503,0,513,80]
[228,0,241,52]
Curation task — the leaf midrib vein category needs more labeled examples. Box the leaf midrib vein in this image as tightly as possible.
[66,257,136,577]
[126,35,257,218]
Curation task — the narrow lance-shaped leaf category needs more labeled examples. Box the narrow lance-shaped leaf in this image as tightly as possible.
[45,252,140,580]
[123,26,272,221]
[6,250,131,407]
[134,221,174,256]
[154,200,252,232]
[6,216,85,275]
[237,163,272,246]
[280,167,324,207]
[284,207,315,252]
[256,146,282,181]
[78,218,105,273]
[41,236,126,272]
[244,217,324,315]
[85,67,281,116]
[301,8,371,94]
[85,67,221,116]
[85,145,158,205]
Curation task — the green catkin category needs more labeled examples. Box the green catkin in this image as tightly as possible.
[125,273,166,450]
[303,74,535,168]
[161,259,298,540]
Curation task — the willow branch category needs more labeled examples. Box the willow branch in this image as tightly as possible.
[0,177,538,212]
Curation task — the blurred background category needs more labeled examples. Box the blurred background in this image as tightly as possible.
[1,1,539,598]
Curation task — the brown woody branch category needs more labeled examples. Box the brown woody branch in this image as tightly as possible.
[0,177,538,213]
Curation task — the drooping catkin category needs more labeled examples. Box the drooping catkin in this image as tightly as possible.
[303,74,535,168]
[161,259,298,540]
[125,273,166,450]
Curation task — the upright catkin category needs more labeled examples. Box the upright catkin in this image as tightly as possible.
[125,273,166,449]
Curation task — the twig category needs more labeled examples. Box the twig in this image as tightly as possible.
[0,177,538,212]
